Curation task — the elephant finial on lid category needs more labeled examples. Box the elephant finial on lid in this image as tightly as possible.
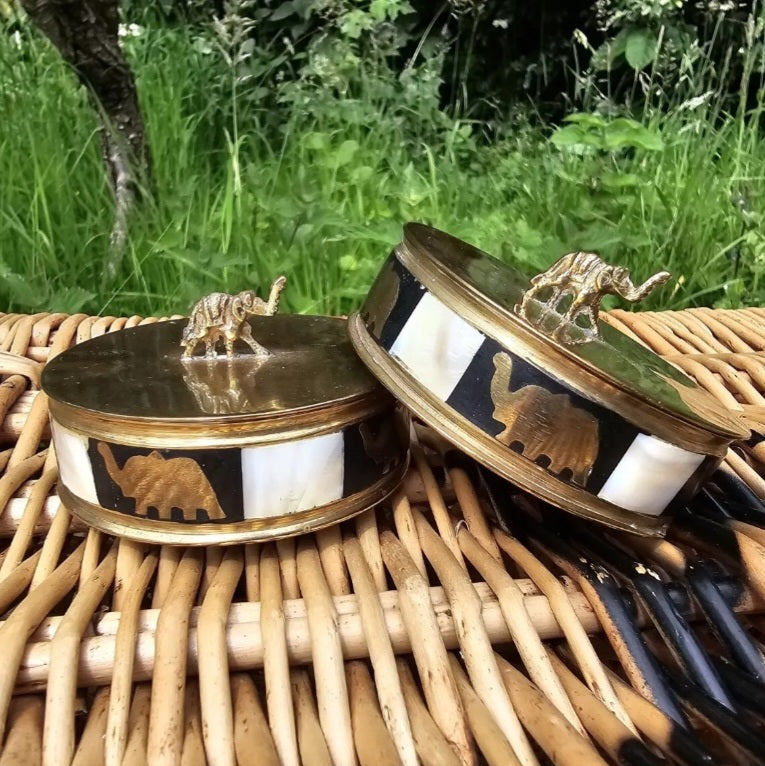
[515,252,670,345]
[180,275,288,359]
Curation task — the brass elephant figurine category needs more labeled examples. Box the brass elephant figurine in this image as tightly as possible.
[517,252,670,344]
[181,276,287,359]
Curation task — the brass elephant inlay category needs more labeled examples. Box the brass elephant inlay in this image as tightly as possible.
[489,352,599,486]
[97,442,226,521]
[517,252,670,345]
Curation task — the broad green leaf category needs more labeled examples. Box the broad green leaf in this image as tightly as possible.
[629,130,664,151]
[370,0,389,20]
[334,139,359,166]
[608,117,644,132]
[350,165,374,182]
[606,127,663,151]
[591,29,629,70]
[339,10,372,39]
[302,131,330,150]
[549,124,587,147]
[563,112,606,128]
[625,29,657,71]
[270,2,295,21]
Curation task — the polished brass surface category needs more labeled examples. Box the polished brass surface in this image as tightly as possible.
[516,252,670,345]
[349,313,670,536]
[58,452,409,545]
[181,356,262,416]
[181,276,287,359]
[489,352,599,486]
[43,315,391,447]
[396,223,748,445]
[364,259,401,337]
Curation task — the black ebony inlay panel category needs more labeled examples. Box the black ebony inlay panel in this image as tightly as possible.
[88,441,244,523]
[342,413,402,496]
[374,254,426,350]
[445,336,643,493]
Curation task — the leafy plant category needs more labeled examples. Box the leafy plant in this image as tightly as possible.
[550,112,664,152]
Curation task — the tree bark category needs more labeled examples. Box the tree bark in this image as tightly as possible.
[20,0,151,276]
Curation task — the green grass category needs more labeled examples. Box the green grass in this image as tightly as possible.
[1,18,765,319]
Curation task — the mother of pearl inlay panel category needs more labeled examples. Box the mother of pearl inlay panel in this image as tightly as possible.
[51,421,99,504]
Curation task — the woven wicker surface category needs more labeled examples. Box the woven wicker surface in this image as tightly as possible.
[0,308,764,766]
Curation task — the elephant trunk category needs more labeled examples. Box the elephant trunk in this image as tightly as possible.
[616,270,671,303]
[266,277,287,315]
[97,441,123,484]
[490,353,514,406]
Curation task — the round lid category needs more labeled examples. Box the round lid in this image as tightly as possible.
[396,223,748,443]
[42,314,388,446]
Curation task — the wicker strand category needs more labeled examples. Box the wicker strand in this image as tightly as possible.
[413,510,537,766]
[456,526,585,736]
[494,655,611,766]
[343,535,418,766]
[291,671,333,766]
[42,543,117,766]
[545,650,651,763]
[180,681,206,765]
[396,660,462,766]
[411,445,464,568]
[346,661,404,766]
[198,547,243,766]
[104,552,158,766]
[231,674,280,766]
[30,497,71,589]
[380,530,474,766]
[0,542,85,741]
[0,696,43,766]
[493,530,638,736]
[2,464,56,577]
[147,548,204,766]
[448,656,522,766]
[260,543,300,766]
[295,539,356,766]
[71,687,109,766]
[391,490,428,579]
[0,550,41,614]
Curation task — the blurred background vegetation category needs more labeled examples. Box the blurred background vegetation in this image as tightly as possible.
[1,0,765,317]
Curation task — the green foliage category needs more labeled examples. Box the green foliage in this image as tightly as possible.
[2,2,765,318]
[551,113,664,152]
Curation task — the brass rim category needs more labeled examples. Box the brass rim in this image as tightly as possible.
[397,240,748,450]
[349,313,671,537]
[49,397,387,450]
[58,454,409,545]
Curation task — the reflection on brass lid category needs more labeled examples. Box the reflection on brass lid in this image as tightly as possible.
[42,315,392,446]
[397,223,749,442]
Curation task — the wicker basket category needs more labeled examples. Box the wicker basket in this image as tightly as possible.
[0,307,764,766]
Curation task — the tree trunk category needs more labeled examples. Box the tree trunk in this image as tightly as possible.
[20,0,151,277]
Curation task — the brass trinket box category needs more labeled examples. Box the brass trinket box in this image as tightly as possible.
[349,223,749,536]
[42,287,408,545]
